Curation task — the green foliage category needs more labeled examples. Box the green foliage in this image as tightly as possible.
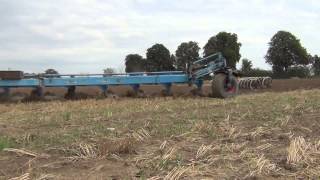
[0,136,14,151]
[312,55,320,76]
[175,41,200,71]
[242,68,273,77]
[45,69,59,74]
[272,65,311,79]
[266,31,310,74]
[272,65,285,78]
[103,68,115,74]
[239,58,273,78]
[146,44,175,72]
[204,32,241,68]
[241,58,253,73]
[62,111,72,121]
[125,54,146,73]
[170,54,176,69]
[287,66,311,78]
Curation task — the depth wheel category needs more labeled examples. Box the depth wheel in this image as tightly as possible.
[212,73,238,98]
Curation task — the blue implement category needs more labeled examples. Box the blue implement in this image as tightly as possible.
[0,73,189,87]
[0,53,239,98]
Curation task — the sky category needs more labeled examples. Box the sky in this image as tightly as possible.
[0,0,319,74]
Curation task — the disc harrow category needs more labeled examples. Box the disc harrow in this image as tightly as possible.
[238,77,272,90]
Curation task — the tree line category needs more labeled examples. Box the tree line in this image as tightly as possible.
[43,30,319,79]
[124,31,320,78]
[124,32,241,73]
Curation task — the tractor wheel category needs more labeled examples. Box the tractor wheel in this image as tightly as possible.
[212,73,239,98]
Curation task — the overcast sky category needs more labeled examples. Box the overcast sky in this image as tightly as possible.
[0,0,319,73]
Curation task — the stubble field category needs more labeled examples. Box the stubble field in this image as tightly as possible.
[0,79,320,179]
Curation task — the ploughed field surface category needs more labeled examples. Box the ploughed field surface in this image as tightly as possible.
[0,89,320,179]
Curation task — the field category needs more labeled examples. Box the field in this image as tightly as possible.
[0,79,320,179]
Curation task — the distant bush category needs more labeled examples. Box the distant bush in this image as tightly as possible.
[287,66,311,78]
[241,68,273,77]
[269,65,311,79]
[240,66,311,79]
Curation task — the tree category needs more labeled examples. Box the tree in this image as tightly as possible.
[272,65,285,78]
[170,54,176,69]
[287,65,310,78]
[204,32,241,68]
[45,69,59,74]
[146,44,175,72]
[103,68,115,74]
[265,31,309,75]
[125,54,146,73]
[175,41,200,71]
[241,58,253,74]
[312,55,320,76]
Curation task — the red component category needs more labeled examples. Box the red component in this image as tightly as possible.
[225,78,236,93]
[227,86,236,93]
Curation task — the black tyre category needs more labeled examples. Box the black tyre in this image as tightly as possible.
[212,73,239,98]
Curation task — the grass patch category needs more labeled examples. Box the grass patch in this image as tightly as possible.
[0,136,15,150]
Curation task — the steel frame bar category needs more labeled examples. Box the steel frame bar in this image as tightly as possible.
[0,74,190,88]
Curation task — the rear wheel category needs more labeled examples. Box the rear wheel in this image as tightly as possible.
[212,73,239,98]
